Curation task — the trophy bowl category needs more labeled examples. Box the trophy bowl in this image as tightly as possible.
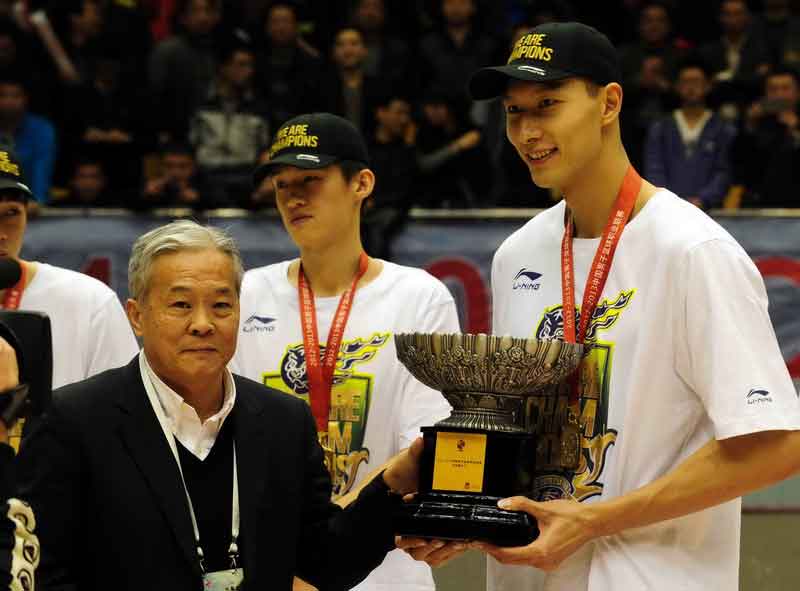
[394,333,582,546]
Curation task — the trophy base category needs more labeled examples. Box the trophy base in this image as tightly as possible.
[394,492,539,547]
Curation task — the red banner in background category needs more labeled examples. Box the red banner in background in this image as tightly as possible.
[756,257,800,378]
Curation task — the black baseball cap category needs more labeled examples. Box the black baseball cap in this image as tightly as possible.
[469,22,621,100]
[254,112,370,185]
[0,149,31,201]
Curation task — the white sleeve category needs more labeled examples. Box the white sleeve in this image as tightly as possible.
[395,283,461,451]
[491,249,502,334]
[229,270,258,377]
[86,292,139,377]
[675,239,800,440]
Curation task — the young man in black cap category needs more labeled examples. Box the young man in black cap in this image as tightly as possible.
[403,21,800,591]
[231,112,460,591]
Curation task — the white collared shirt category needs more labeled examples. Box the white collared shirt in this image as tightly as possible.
[140,351,236,460]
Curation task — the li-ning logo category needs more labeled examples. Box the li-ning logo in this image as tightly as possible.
[513,268,542,291]
[746,388,773,405]
[243,315,276,333]
[296,154,320,163]
[516,65,547,76]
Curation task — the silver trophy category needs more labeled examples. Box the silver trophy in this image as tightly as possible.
[394,333,582,546]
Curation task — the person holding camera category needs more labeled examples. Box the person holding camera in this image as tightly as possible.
[141,143,226,209]
[734,67,800,207]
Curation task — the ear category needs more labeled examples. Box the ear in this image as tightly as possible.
[126,298,145,338]
[352,168,376,205]
[600,82,623,127]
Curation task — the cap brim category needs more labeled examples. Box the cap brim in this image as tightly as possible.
[469,64,574,100]
[253,152,339,186]
[0,178,32,200]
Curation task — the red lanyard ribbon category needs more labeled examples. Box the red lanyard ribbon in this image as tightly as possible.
[298,253,369,433]
[561,166,642,403]
[1,262,26,310]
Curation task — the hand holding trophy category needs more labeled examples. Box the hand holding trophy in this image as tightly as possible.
[393,333,582,547]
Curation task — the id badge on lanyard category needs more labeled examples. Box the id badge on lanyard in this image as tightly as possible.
[139,354,244,586]
[203,568,244,590]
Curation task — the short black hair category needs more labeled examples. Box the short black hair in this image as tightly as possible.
[675,56,712,81]
[337,159,369,183]
[766,66,800,88]
[161,143,195,158]
[374,88,412,110]
[217,29,254,64]
[0,71,28,93]
[0,188,28,204]
[72,155,105,172]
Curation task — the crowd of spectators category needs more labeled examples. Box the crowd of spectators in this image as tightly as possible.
[0,0,799,213]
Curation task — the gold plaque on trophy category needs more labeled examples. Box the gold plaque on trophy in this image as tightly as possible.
[432,432,487,493]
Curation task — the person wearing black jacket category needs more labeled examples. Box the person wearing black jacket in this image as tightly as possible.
[15,220,420,590]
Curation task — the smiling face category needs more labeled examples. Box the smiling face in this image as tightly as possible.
[504,78,609,192]
[272,164,373,252]
[0,194,26,258]
[126,248,239,398]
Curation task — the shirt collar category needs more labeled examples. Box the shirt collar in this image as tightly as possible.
[140,351,237,430]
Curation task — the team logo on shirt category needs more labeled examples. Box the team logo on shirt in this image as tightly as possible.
[263,333,391,498]
[242,315,277,333]
[530,289,636,502]
[746,388,773,404]
[513,268,542,291]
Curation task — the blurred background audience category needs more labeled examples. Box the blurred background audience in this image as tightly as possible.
[0,0,796,211]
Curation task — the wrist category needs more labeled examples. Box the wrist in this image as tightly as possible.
[585,500,619,539]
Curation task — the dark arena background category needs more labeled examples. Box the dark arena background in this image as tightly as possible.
[6,0,800,588]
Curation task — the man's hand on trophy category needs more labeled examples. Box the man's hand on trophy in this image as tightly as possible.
[470,496,597,572]
[380,437,424,495]
[396,536,468,567]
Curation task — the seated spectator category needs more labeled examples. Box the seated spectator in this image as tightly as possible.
[734,67,800,208]
[0,17,46,100]
[619,2,688,86]
[415,89,491,208]
[40,0,107,84]
[762,0,800,68]
[190,39,269,207]
[54,157,111,207]
[0,74,55,204]
[699,0,770,111]
[254,2,321,132]
[619,3,685,169]
[148,0,222,143]
[141,143,223,208]
[418,0,502,105]
[363,92,417,259]
[351,0,411,88]
[59,53,146,194]
[317,27,386,136]
[645,60,736,209]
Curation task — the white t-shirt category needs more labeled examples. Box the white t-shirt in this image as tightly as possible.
[20,263,138,389]
[488,191,800,591]
[231,259,460,591]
